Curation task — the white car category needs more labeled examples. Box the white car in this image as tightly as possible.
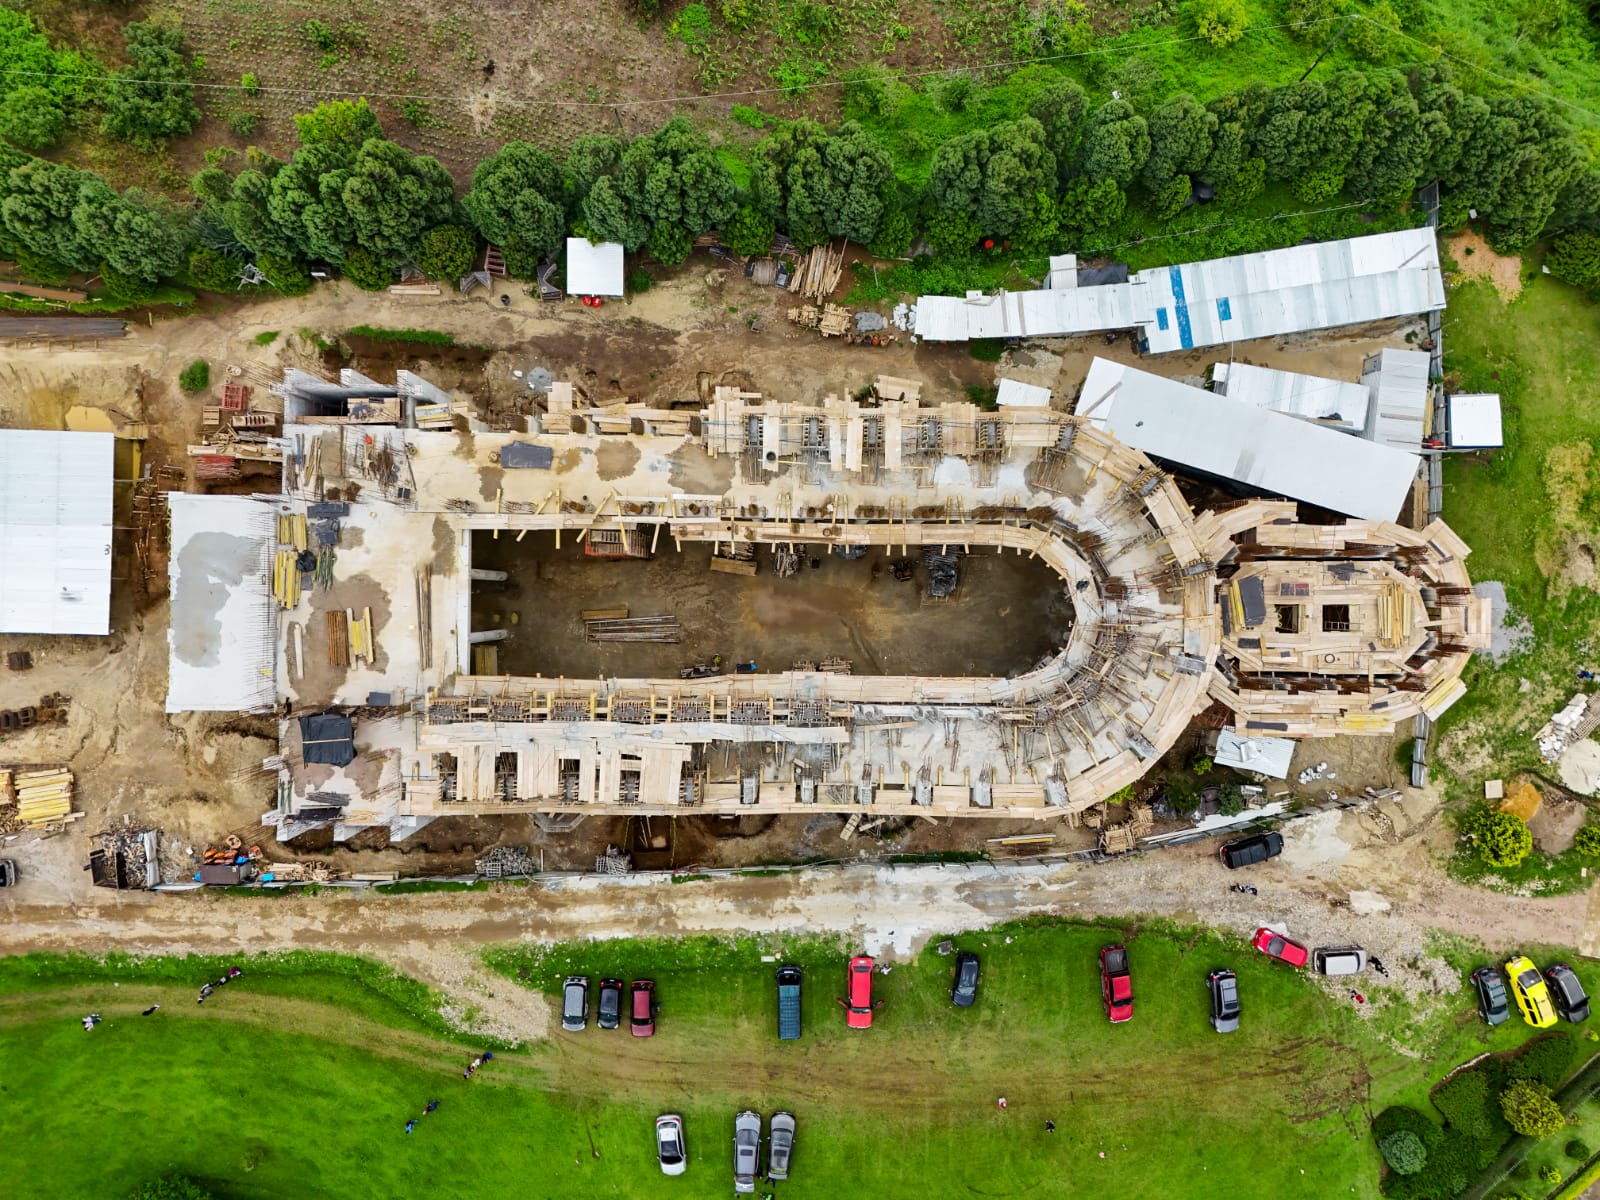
[733,1110,761,1193]
[655,1114,686,1176]
[561,975,589,1032]
[768,1111,796,1181]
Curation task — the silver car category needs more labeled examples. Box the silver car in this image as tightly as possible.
[733,1110,761,1193]
[768,1111,796,1181]
[561,975,589,1032]
[655,1114,686,1176]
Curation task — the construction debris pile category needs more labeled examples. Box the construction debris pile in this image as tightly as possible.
[87,825,159,889]
[0,766,79,830]
[1538,693,1600,762]
[0,694,69,732]
[475,844,539,879]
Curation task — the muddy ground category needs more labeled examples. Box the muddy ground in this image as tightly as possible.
[0,262,1425,900]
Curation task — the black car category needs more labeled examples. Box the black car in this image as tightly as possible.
[1545,963,1590,1023]
[1218,831,1285,870]
[1208,969,1240,1033]
[1470,966,1509,1027]
[597,978,624,1030]
[951,951,980,1007]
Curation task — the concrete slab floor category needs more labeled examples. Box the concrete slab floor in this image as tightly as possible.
[470,532,1075,680]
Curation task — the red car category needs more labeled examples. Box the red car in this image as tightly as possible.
[1100,944,1134,1023]
[844,955,876,1028]
[1252,927,1309,968]
[630,980,657,1037]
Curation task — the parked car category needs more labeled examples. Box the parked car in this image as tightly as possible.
[1312,947,1367,976]
[1208,970,1240,1033]
[597,978,623,1030]
[1470,966,1510,1027]
[1100,944,1134,1023]
[1219,831,1284,870]
[844,955,876,1029]
[1505,956,1558,1028]
[0,859,14,887]
[1545,963,1590,1024]
[561,975,590,1032]
[733,1110,762,1193]
[1252,928,1309,968]
[655,1114,686,1176]
[776,965,802,1041]
[951,951,980,1008]
[631,979,658,1038]
[768,1111,796,1181]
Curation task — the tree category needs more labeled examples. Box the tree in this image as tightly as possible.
[1378,1130,1427,1175]
[1574,823,1600,857]
[1027,77,1088,187]
[187,246,244,290]
[1471,810,1533,867]
[1148,174,1192,221]
[0,87,67,151]
[927,118,1057,239]
[1080,101,1150,188]
[338,139,457,264]
[0,159,100,270]
[580,119,735,252]
[646,220,692,265]
[723,205,774,257]
[72,185,187,282]
[101,16,200,150]
[463,142,565,265]
[1500,1080,1567,1139]
[867,205,914,258]
[417,224,477,284]
[293,98,382,150]
[341,245,392,289]
[1060,176,1125,233]
[257,254,312,295]
[1142,95,1217,192]
[1343,71,1432,199]
[1346,1,1401,62]
[1443,95,1586,249]
[1187,0,1248,46]
[750,121,895,247]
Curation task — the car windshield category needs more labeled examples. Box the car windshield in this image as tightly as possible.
[1519,969,1542,990]
[1219,980,1239,1010]
[1268,937,1285,956]
[737,1129,757,1149]
[659,1130,681,1162]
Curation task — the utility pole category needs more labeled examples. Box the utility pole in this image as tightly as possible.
[1298,13,1359,83]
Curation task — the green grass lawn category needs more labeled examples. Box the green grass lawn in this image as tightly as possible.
[1430,271,1600,888]
[6,921,1598,1199]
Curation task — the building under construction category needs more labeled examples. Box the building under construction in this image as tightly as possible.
[163,363,1489,846]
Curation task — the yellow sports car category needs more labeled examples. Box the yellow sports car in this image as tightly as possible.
[1505,956,1558,1028]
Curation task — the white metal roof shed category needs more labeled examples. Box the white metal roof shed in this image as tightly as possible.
[1360,348,1430,451]
[0,430,114,635]
[1448,393,1503,449]
[165,494,277,713]
[995,379,1051,408]
[565,237,625,297]
[1213,729,1296,779]
[1211,362,1370,433]
[1076,358,1419,522]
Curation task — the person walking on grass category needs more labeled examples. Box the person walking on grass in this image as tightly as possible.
[141,1005,160,1016]
[405,1119,416,1135]
[424,1100,439,1115]
[997,1097,1007,1110]
[1046,1120,1055,1133]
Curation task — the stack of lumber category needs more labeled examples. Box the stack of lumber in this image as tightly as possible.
[348,606,375,664]
[585,615,680,643]
[787,303,853,337]
[787,241,847,300]
[272,550,302,608]
[5,768,78,827]
[326,610,350,667]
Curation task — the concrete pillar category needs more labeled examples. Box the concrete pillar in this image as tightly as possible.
[468,628,511,644]
[470,568,509,582]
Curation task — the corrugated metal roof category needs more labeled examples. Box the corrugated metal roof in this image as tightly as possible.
[1448,393,1503,448]
[0,430,113,635]
[1211,362,1370,433]
[165,494,277,713]
[995,379,1051,408]
[1360,347,1430,451]
[914,229,1445,351]
[1214,729,1296,779]
[565,238,625,297]
[1077,358,1419,522]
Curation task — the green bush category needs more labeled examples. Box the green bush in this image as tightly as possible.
[718,0,762,31]
[1435,1069,1496,1139]
[417,225,477,284]
[1543,1164,1565,1184]
[1216,158,1265,209]
[1566,1139,1591,1160]
[257,255,313,296]
[402,99,431,129]
[1150,175,1192,221]
[227,110,260,138]
[1346,0,1401,62]
[1507,1032,1576,1089]
[178,360,210,393]
[646,221,692,266]
[1216,785,1245,816]
[868,207,915,259]
[1574,826,1600,857]
[1500,1079,1566,1139]
[341,247,393,291]
[1186,0,1247,46]
[627,266,653,294]
[1548,233,1600,292]
[187,247,243,292]
[1295,166,1345,205]
[253,330,279,345]
[670,3,713,48]
[1379,1130,1428,1175]
[99,263,160,302]
[344,325,454,346]
[724,206,775,257]
[1468,809,1535,868]
[0,86,67,150]
[240,71,259,95]
[127,1176,214,1200]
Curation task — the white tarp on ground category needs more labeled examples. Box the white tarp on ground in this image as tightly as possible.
[166,494,278,713]
[1210,362,1370,434]
[914,228,1445,352]
[1214,729,1296,779]
[565,237,625,297]
[0,430,113,635]
[1077,357,1420,522]
[1448,393,1503,448]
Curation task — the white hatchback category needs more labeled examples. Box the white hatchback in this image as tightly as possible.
[655,1114,686,1176]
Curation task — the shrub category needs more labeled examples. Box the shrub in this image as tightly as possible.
[1295,166,1344,204]
[0,87,67,151]
[1191,756,1213,775]
[1435,1069,1495,1139]
[187,247,243,292]
[868,207,915,259]
[227,110,260,138]
[1500,1079,1566,1139]
[1543,1164,1565,1184]
[1469,810,1534,868]
[1568,1140,1591,1160]
[627,266,653,294]
[303,19,338,52]
[1548,233,1600,292]
[1150,175,1192,221]
[718,0,762,31]
[253,330,279,345]
[1508,1032,1576,1089]
[1187,0,1247,46]
[417,225,477,284]
[99,263,160,303]
[1374,1106,1440,1146]
[1346,0,1401,62]
[240,71,259,95]
[402,99,431,129]
[670,3,713,48]
[724,206,775,258]
[1217,785,1245,816]
[1380,1130,1428,1175]
[258,255,313,296]
[341,247,393,291]
[178,360,210,393]
[344,325,454,346]
[1216,158,1265,209]
[127,1177,214,1200]
[1576,826,1600,857]
[646,221,692,267]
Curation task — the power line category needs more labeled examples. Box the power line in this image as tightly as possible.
[0,16,1353,110]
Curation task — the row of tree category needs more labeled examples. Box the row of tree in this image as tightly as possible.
[2,63,1598,296]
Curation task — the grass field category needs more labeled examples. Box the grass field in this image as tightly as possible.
[4,920,1596,1199]
[1431,271,1600,886]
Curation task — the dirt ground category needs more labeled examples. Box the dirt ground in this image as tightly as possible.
[1447,230,1524,301]
[471,532,1073,680]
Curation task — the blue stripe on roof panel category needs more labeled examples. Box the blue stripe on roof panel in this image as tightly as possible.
[1217,297,1232,321]
[1168,266,1193,349]
[1155,307,1169,331]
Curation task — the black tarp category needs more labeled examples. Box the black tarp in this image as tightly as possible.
[1077,262,1130,287]
[500,442,554,469]
[298,712,356,767]
[1237,576,1267,628]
